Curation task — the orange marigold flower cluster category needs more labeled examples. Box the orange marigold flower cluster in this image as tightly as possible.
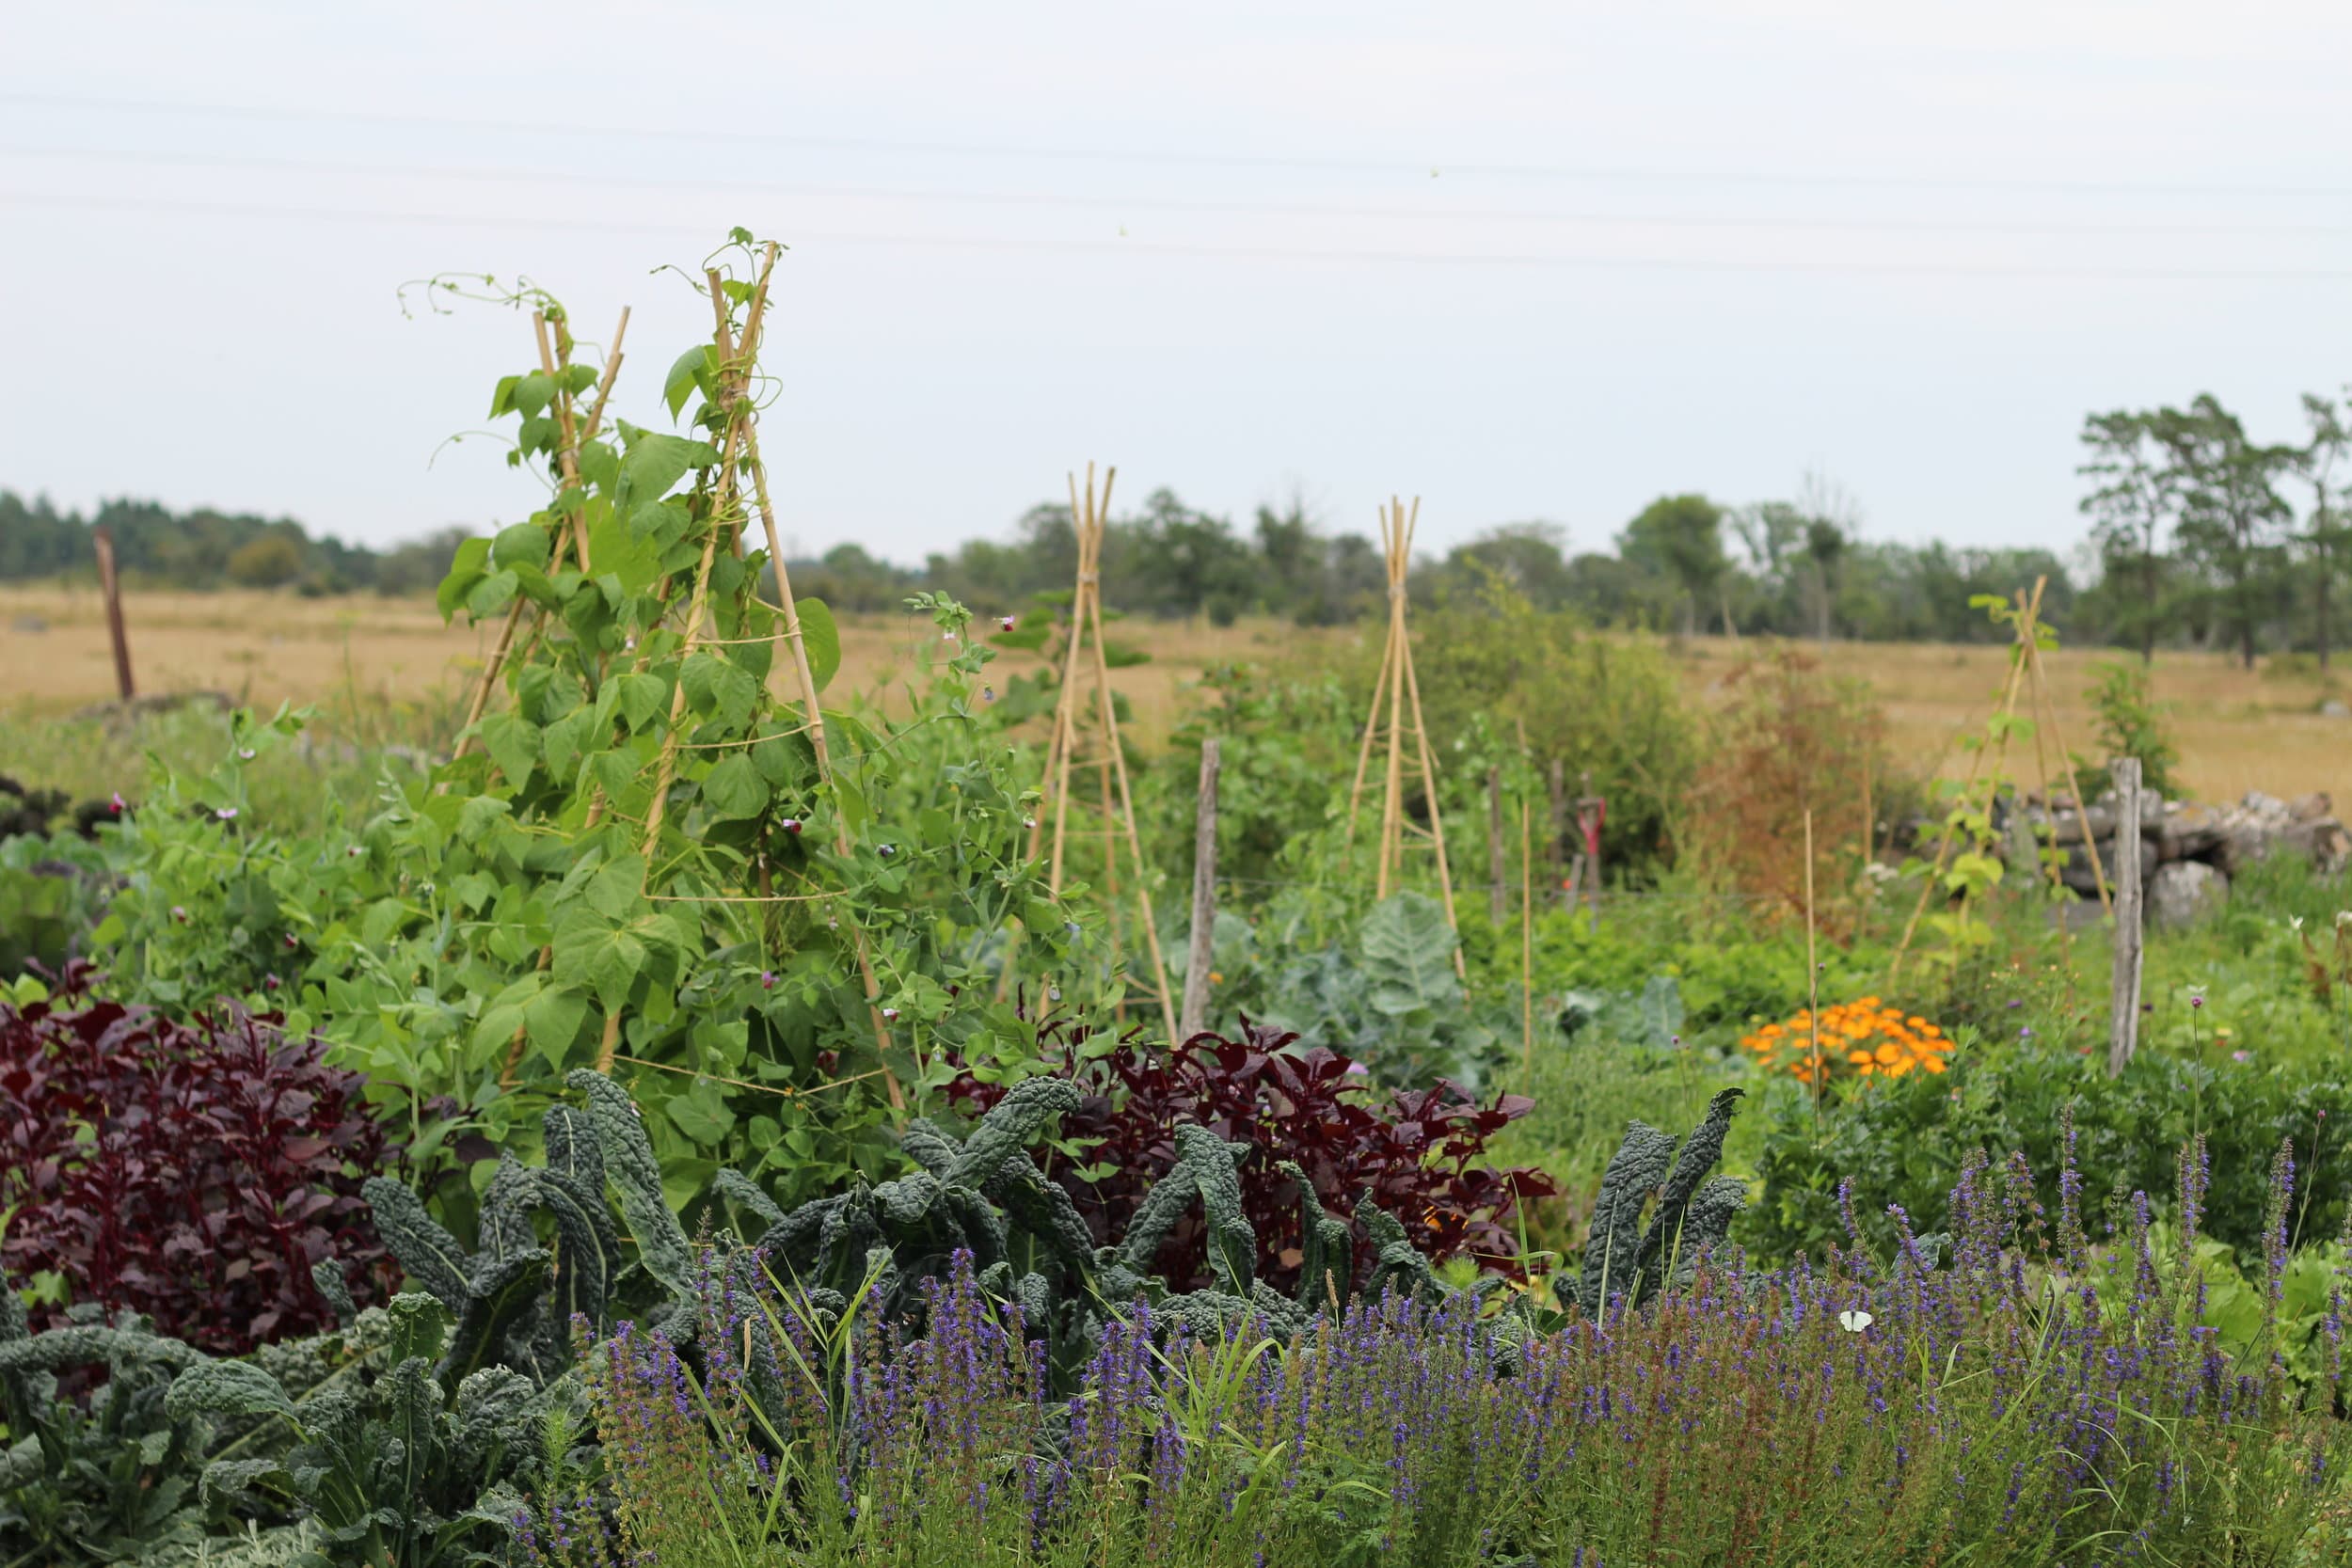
[1740,997,1951,1085]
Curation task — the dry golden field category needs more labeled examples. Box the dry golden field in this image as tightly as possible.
[1,584,2344,803]
[0,584,1311,750]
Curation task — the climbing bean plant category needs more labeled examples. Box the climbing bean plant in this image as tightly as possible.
[96,232,1107,1202]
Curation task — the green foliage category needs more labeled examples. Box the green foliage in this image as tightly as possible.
[0,1300,212,1567]
[1,1279,572,1568]
[1214,893,1503,1088]
[352,1074,690,1396]
[1747,1036,2352,1265]
[2088,1224,2352,1398]
[741,1071,1452,1389]
[1567,1090,1745,1315]
[0,832,108,978]
[1403,576,1698,880]
[78,249,1107,1197]
[1142,666,1360,893]
[167,1293,590,1568]
[2078,657,2181,798]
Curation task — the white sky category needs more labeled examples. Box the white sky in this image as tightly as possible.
[4,2,2349,565]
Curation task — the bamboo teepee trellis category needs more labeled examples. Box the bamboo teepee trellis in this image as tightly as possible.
[1344,496,1465,976]
[1022,464,1180,1042]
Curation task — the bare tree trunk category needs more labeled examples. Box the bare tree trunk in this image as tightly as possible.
[2319,531,2332,671]
[2238,576,2258,670]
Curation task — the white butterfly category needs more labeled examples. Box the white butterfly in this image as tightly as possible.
[1838,1309,1874,1334]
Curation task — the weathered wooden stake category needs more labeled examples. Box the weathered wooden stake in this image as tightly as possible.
[1487,766,1507,923]
[92,527,134,701]
[1180,736,1221,1040]
[1548,756,1567,900]
[1575,771,1604,928]
[2107,757,2145,1078]
[1520,793,1534,1084]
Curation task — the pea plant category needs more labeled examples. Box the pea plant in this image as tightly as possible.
[95,232,1109,1200]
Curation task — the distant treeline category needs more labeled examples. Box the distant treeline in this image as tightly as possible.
[0,494,467,597]
[0,484,2162,649]
[805,487,2088,646]
[12,379,2347,659]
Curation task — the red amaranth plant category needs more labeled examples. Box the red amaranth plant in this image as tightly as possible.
[949,1019,1555,1295]
[0,962,401,1353]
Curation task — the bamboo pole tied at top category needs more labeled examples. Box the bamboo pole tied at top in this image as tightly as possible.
[1343,496,1464,975]
[1019,464,1180,1044]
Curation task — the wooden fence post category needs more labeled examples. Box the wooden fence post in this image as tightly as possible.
[93,527,135,701]
[1179,737,1220,1040]
[2106,757,2144,1078]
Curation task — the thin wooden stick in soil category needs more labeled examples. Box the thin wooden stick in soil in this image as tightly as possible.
[1086,544,1180,1044]
[1488,766,1507,924]
[1804,806,1822,1131]
[1520,792,1534,1085]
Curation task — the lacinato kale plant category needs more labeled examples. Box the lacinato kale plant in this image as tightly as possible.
[947,1019,1555,1297]
[0,963,401,1353]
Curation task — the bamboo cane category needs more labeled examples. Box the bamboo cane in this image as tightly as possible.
[533,310,593,575]
[729,246,899,1107]
[454,306,628,759]
[1804,808,1822,1132]
[1377,501,1409,900]
[1085,533,1180,1045]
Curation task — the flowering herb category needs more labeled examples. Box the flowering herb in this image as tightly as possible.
[544,1132,2351,1567]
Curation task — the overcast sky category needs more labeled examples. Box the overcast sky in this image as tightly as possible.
[5,2,2350,566]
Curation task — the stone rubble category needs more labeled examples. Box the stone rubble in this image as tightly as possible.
[1934,787,2346,930]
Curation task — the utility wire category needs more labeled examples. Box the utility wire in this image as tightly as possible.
[4,89,2346,199]
[9,190,2352,280]
[7,143,2350,239]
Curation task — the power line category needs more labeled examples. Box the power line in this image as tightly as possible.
[10,189,2349,280]
[4,89,2346,200]
[8,143,2350,240]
